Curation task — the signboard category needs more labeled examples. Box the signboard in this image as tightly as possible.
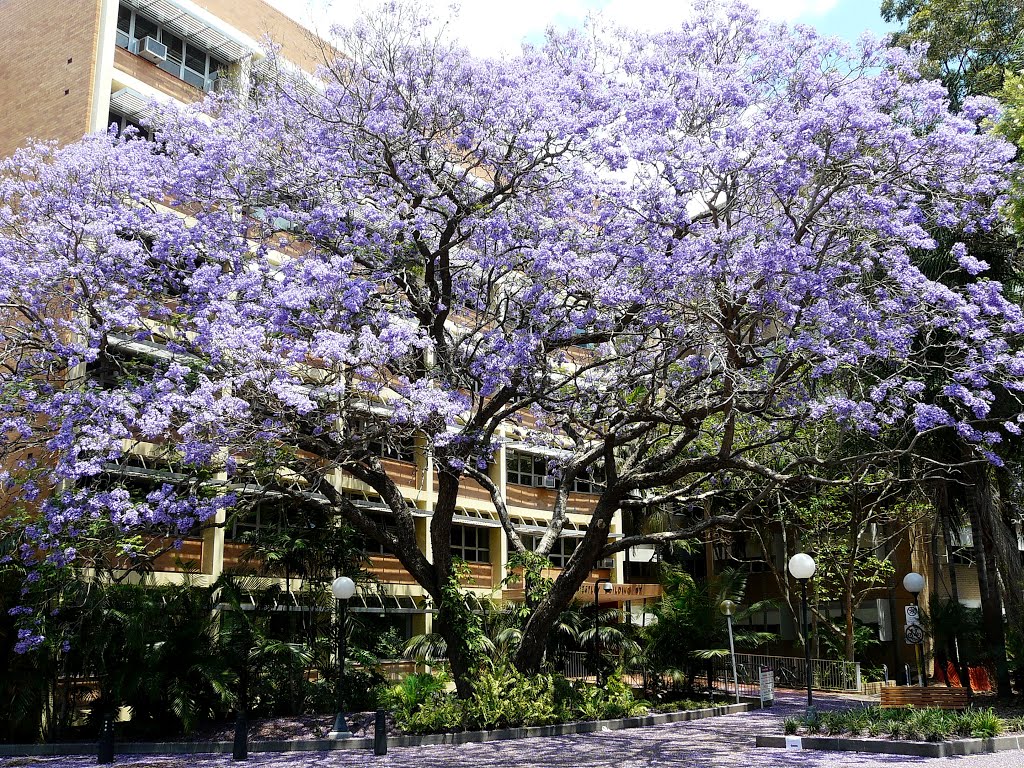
[759,668,775,706]
[905,605,920,626]
[573,583,664,603]
[905,624,925,645]
[785,736,802,750]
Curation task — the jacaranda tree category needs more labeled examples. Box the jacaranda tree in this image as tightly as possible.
[1,2,1022,692]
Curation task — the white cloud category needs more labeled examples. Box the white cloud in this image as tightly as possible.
[266,0,840,58]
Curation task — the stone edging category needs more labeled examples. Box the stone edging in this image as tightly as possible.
[755,733,1024,758]
[0,702,752,757]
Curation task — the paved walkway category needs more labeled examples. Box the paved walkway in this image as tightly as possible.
[6,694,1024,767]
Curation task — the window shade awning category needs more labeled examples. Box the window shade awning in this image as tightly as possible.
[122,0,254,61]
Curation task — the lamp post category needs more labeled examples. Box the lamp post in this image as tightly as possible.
[903,571,927,687]
[329,575,356,739]
[788,552,816,707]
[593,578,613,685]
[720,599,740,704]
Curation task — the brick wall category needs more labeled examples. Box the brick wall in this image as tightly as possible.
[113,45,204,104]
[191,0,333,73]
[0,0,102,158]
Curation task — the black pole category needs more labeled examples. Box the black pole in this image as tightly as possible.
[97,710,114,764]
[888,583,901,685]
[802,580,813,707]
[331,597,351,738]
[915,593,927,688]
[593,582,600,686]
[374,708,388,755]
[232,662,249,761]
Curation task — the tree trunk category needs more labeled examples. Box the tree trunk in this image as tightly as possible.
[844,589,856,662]
[963,459,1012,698]
[514,498,621,674]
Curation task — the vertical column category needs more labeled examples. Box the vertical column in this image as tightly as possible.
[610,508,625,584]
[89,0,120,133]
[201,468,229,580]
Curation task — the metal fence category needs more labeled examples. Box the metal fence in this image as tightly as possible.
[732,653,861,692]
[557,651,860,695]
[559,651,592,680]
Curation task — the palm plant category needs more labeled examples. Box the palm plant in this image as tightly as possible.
[642,566,774,693]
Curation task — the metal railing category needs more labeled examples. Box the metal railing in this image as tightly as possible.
[732,653,861,692]
[559,651,592,680]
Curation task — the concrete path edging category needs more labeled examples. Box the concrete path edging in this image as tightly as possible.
[0,702,752,757]
[756,732,1024,757]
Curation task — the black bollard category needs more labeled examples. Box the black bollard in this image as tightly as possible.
[97,711,115,764]
[374,709,388,756]
[232,709,248,761]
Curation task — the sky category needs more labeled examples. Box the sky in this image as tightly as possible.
[266,0,901,58]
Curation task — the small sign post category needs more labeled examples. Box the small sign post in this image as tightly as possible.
[759,667,774,708]
[784,736,802,750]
[905,605,920,626]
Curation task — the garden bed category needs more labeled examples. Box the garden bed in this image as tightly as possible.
[0,701,751,758]
[754,704,1024,758]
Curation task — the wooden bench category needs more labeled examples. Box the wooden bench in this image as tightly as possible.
[880,686,970,709]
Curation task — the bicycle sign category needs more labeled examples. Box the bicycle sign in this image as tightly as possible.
[905,624,925,645]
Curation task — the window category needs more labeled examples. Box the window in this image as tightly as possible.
[115,5,226,91]
[227,502,286,540]
[362,512,396,555]
[107,110,152,140]
[527,535,577,568]
[450,524,490,563]
[948,526,975,566]
[350,416,415,462]
[506,451,551,487]
[572,467,604,494]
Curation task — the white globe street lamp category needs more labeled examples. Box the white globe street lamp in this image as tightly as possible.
[720,600,740,704]
[329,576,357,738]
[788,552,816,707]
[903,571,927,688]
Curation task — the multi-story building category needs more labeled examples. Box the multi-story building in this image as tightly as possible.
[0,0,663,647]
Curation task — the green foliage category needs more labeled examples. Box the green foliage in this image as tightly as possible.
[641,566,773,691]
[882,0,1024,111]
[380,672,465,734]
[464,666,559,729]
[967,708,1003,738]
[436,560,491,674]
[783,705,1008,742]
[381,668,651,734]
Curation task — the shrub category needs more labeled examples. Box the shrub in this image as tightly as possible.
[402,693,465,734]
[783,717,800,735]
[903,711,925,741]
[921,711,953,742]
[968,708,1002,739]
[821,712,845,736]
[464,666,559,730]
[845,709,868,737]
[380,672,454,733]
[596,673,647,720]
[804,712,822,735]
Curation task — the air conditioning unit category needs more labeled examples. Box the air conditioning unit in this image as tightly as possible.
[205,74,230,93]
[134,36,167,63]
[541,476,557,489]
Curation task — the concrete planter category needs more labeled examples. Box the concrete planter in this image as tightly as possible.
[0,702,751,757]
[756,733,1024,758]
